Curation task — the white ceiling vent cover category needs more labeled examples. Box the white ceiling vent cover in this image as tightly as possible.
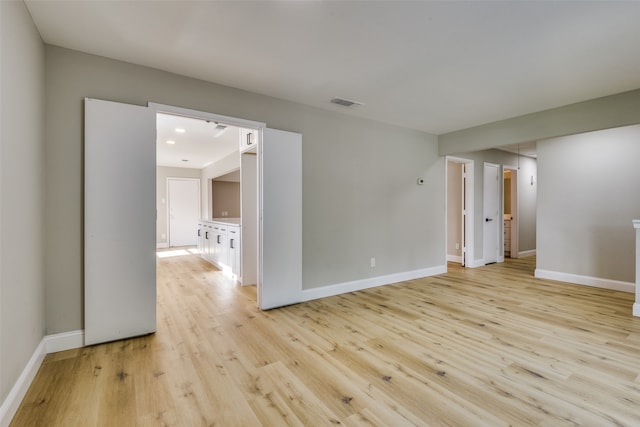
[330,97,364,107]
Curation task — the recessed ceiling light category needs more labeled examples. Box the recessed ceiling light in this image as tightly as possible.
[175,128,185,133]
[166,140,175,145]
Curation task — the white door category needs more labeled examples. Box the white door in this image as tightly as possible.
[483,163,500,264]
[168,178,200,247]
[259,128,302,309]
[84,98,156,345]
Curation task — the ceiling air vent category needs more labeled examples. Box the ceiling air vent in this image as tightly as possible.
[330,97,364,107]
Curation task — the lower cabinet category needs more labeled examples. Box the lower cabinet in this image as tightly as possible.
[199,220,241,280]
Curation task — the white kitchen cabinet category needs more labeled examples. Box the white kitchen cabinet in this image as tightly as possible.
[203,223,212,259]
[227,225,241,279]
[197,222,205,254]
[239,128,259,153]
[199,219,241,279]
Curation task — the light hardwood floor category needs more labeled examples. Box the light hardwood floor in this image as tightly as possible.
[11,254,640,426]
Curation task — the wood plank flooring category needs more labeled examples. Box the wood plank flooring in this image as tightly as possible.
[11,254,640,426]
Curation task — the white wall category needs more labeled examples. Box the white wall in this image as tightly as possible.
[156,166,202,246]
[44,46,443,333]
[537,124,640,283]
[0,0,46,404]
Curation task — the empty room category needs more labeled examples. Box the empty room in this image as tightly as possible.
[2,1,640,426]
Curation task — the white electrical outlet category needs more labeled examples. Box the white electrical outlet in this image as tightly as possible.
[456,243,460,250]
[370,257,376,267]
[161,233,166,239]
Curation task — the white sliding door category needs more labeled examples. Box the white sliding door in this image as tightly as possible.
[84,98,156,345]
[259,128,302,309]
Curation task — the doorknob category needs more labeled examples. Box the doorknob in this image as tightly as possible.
[485,218,493,222]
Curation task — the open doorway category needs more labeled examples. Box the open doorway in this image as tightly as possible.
[503,167,518,258]
[446,157,474,268]
[155,111,258,286]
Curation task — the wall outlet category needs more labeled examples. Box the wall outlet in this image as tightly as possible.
[161,233,166,239]
[456,243,460,250]
[370,257,376,268]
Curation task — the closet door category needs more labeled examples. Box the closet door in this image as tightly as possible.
[84,98,156,345]
[259,128,302,309]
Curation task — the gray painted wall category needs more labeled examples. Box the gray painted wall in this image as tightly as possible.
[537,124,640,283]
[44,46,443,333]
[156,166,202,246]
[439,89,640,156]
[451,150,537,262]
[201,151,240,220]
[0,1,46,402]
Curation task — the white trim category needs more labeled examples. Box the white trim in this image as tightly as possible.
[534,269,634,293]
[0,341,46,427]
[633,303,640,317]
[148,102,265,130]
[467,258,486,268]
[446,255,462,263]
[0,331,85,426]
[301,265,447,302]
[156,242,169,249]
[44,330,85,353]
[518,249,536,258]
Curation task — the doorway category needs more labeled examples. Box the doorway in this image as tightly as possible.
[446,157,474,267]
[483,162,500,265]
[167,178,200,247]
[85,98,303,346]
[503,167,518,258]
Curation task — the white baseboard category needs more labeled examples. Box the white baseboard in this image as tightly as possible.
[534,269,635,293]
[0,330,84,427]
[0,341,46,427]
[634,303,640,317]
[44,330,85,353]
[446,254,462,263]
[518,249,536,258]
[301,265,447,302]
[156,242,169,249]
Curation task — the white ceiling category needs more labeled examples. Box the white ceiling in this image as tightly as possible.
[156,113,239,169]
[25,1,640,136]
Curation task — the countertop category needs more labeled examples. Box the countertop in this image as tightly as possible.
[202,218,241,226]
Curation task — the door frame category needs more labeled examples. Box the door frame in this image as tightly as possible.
[167,177,201,248]
[445,156,474,268]
[149,102,303,310]
[503,166,518,258]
